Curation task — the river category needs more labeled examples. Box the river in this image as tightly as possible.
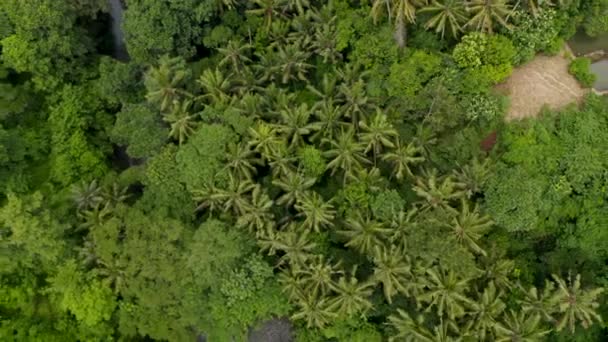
[108,0,129,60]
[568,31,608,91]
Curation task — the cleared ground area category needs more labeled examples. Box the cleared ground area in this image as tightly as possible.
[496,54,587,120]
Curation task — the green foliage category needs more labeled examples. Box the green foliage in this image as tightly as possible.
[569,57,597,88]
[48,85,110,186]
[48,260,116,330]
[370,189,405,222]
[111,104,168,159]
[0,0,101,89]
[461,93,508,123]
[207,255,291,339]
[177,123,236,190]
[141,145,194,219]
[2,1,607,341]
[453,33,488,68]
[298,145,326,178]
[507,9,564,64]
[0,192,66,268]
[96,57,145,105]
[388,50,442,98]
[582,0,608,36]
[485,96,608,268]
[122,0,214,62]
[453,32,515,84]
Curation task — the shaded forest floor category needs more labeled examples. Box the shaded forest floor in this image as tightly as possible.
[496,52,586,120]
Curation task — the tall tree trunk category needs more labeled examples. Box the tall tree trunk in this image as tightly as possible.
[394,18,407,49]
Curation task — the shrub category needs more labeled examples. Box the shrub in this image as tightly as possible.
[569,57,597,88]
[453,33,515,85]
[544,37,564,56]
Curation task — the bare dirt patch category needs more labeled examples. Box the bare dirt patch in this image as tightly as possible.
[495,53,587,120]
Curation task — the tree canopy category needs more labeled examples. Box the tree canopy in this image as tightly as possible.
[1,0,607,341]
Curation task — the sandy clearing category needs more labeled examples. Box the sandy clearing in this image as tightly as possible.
[495,53,587,121]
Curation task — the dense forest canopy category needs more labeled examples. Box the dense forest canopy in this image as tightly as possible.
[1,0,608,341]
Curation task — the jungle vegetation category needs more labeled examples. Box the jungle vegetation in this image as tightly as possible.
[1,0,608,341]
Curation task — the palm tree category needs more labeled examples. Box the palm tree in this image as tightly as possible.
[388,310,424,341]
[345,167,385,193]
[338,80,374,131]
[524,0,554,17]
[312,16,341,63]
[278,267,305,301]
[328,267,374,317]
[285,0,312,14]
[479,252,515,291]
[212,176,255,215]
[389,209,418,252]
[236,185,274,234]
[323,128,369,182]
[466,282,506,340]
[371,0,426,47]
[217,40,252,74]
[275,43,313,84]
[358,110,398,164]
[441,199,493,256]
[163,99,198,145]
[420,267,473,320]
[261,228,317,268]
[420,0,467,38]
[292,292,337,329]
[234,66,265,95]
[382,139,425,180]
[196,68,233,105]
[311,102,348,142]
[248,121,283,161]
[267,142,298,178]
[269,20,294,49]
[389,310,461,342]
[276,104,320,149]
[518,282,556,324]
[339,214,391,255]
[372,244,412,303]
[452,158,492,198]
[336,63,370,87]
[549,273,605,333]
[299,255,342,297]
[272,170,316,207]
[96,258,127,294]
[214,0,238,13]
[71,179,103,211]
[494,311,551,342]
[145,55,190,112]
[192,183,226,214]
[101,182,130,208]
[223,142,260,181]
[464,0,514,33]
[413,123,438,159]
[266,84,296,117]
[413,169,466,212]
[77,238,98,266]
[294,191,336,233]
[308,74,339,109]
[77,202,113,231]
[247,0,288,29]
[235,92,265,118]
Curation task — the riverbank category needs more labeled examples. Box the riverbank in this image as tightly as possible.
[567,31,608,93]
[496,51,586,120]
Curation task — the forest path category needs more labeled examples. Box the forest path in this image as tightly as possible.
[495,52,587,120]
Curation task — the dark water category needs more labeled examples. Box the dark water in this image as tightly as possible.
[568,31,608,56]
[108,0,128,60]
[590,60,608,91]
